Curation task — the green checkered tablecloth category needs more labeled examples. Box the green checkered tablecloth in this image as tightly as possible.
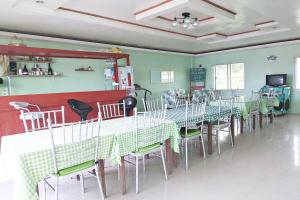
[1,116,179,200]
[260,97,280,115]
[165,105,241,129]
[210,97,280,119]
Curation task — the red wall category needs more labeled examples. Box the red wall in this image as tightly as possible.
[0,90,126,137]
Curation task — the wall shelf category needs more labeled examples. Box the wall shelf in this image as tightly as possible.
[10,60,53,64]
[7,74,62,78]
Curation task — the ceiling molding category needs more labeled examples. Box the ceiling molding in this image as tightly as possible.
[201,0,236,15]
[0,30,195,56]
[208,28,290,44]
[196,37,300,56]
[135,0,189,21]
[187,0,236,21]
[134,0,173,15]
[58,7,196,40]
[0,29,299,57]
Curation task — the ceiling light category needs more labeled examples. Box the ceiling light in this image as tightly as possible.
[185,17,191,24]
[35,0,44,4]
[192,19,198,26]
[172,19,178,27]
[172,12,198,29]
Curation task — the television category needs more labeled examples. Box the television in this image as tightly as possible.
[266,74,287,86]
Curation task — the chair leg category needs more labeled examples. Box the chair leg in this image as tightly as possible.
[185,138,188,170]
[80,173,85,194]
[95,165,105,200]
[55,177,59,200]
[117,166,120,180]
[229,127,234,147]
[200,135,206,159]
[160,147,168,180]
[43,180,46,200]
[216,131,221,155]
[142,155,145,173]
[135,155,139,194]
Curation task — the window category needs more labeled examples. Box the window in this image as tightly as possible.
[296,58,300,89]
[161,71,174,83]
[214,63,244,90]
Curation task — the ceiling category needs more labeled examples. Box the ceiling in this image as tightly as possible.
[0,0,300,54]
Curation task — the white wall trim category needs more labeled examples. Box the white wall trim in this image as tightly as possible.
[0,30,194,57]
[196,39,300,57]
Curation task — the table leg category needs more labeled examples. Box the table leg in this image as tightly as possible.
[119,156,126,194]
[230,115,235,145]
[98,159,106,197]
[172,151,178,168]
[269,111,274,124]
[36,185,39,197]
[208,124,213,155]
[165,139,172,174]
[252,114,256,130]
[259,112,263,128]
[240,116,244,134]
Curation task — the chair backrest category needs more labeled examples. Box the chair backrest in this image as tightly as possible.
[217,98,233,124]
[48,116,101,174]
[134,104,167,151]
[192,90,208,104]
[142,98,163,112]
[97,101,125,120]
[185,100,206,132]
[20,106,65,133]
[175,94,190,108]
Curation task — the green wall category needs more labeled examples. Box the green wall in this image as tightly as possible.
[195,43,300,113]
[0,36,192,110]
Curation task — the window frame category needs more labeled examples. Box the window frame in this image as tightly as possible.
[160,71,174,84]
[214,63,245,90]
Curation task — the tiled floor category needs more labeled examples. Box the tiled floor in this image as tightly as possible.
[1,114,300,200]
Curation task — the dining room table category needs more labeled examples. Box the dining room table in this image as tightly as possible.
[233,96,280,133]
[163,104,241,164]
[0,115,180,200]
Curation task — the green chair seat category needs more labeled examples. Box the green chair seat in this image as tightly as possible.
[180,129,200,138]
[135,142,161,154]
[57,160,95,176]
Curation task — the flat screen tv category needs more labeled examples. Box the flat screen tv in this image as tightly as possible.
[266,74,287,86]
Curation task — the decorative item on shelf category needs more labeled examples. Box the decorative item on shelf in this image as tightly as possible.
[267,55,277,62]
[172,12,198,29]
[75,66,94,71]
[47,63,54,75]
[8,35,27,47]
[110,47,123,53]
[22,64,29,75]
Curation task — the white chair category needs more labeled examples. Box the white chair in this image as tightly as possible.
[175,94,190,108]
[20,106,65,133]
[181,101,206,170]
[131,105,168,194]
[47,116,104,200]
[204,98,234,154]
[142,98,163,112]
[249,90,262,129]
[97,101,125,120]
